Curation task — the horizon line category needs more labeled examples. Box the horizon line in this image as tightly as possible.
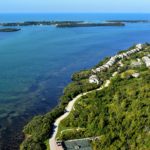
[0,12,150,14]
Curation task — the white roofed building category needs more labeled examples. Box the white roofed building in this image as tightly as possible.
[89,75,99,84]
[136,44,142,50]
[142,56,150,67]
[89,43,144,77]
[132,73,140,78]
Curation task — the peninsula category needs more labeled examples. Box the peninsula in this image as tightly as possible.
[21,43,150,150]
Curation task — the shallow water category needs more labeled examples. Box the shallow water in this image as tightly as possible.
[0,13,150,149]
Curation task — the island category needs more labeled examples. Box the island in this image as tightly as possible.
[0,21,83,26]
[1,20,150,30]
[55,22,125,28]
[0,21,125,28]
[106,20,150,23]
[0,28,21,32]
[20,43,150,150]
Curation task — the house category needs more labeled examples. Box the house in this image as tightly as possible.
[91,69,96,73]
[132,73,140,78]
[100,66,106,70]
[89,75,99,84]
[63,138,92,150]
[117,54,124,59]
[142,56,150,67]
[103,64,110,69]
[118,61,124,67]
[136,44,142,50]
[96,67,101,72]
[90,44,143,78]
[122,53,128,57]
[135,48,140,52]
[131,59,142,67]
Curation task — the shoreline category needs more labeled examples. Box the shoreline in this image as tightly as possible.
[54,45,150,149]
[48,43,144,149]
[20,43,147,150]
[2,13,149,150]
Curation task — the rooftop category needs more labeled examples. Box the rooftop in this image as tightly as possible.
[63,139,92,150]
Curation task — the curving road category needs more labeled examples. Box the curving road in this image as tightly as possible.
[49,79,111,150]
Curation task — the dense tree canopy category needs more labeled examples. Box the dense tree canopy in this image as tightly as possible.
[57,45,150,149]
[21,44,150,150]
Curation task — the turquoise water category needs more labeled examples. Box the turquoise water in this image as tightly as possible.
[0,13,150,149]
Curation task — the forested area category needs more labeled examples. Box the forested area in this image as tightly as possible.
[21,44,150,150]
[21,59,102,150]
[57,62,150,150]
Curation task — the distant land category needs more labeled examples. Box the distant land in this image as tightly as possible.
[0,28,21,32]
[55,22,125,27]
[0,21,125,28]
[0,21,82,26]
[0,15,150,150]
[106,20,150,23]
[0,20,150,29]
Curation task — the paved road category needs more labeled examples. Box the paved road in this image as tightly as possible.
[49,79,111,150]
